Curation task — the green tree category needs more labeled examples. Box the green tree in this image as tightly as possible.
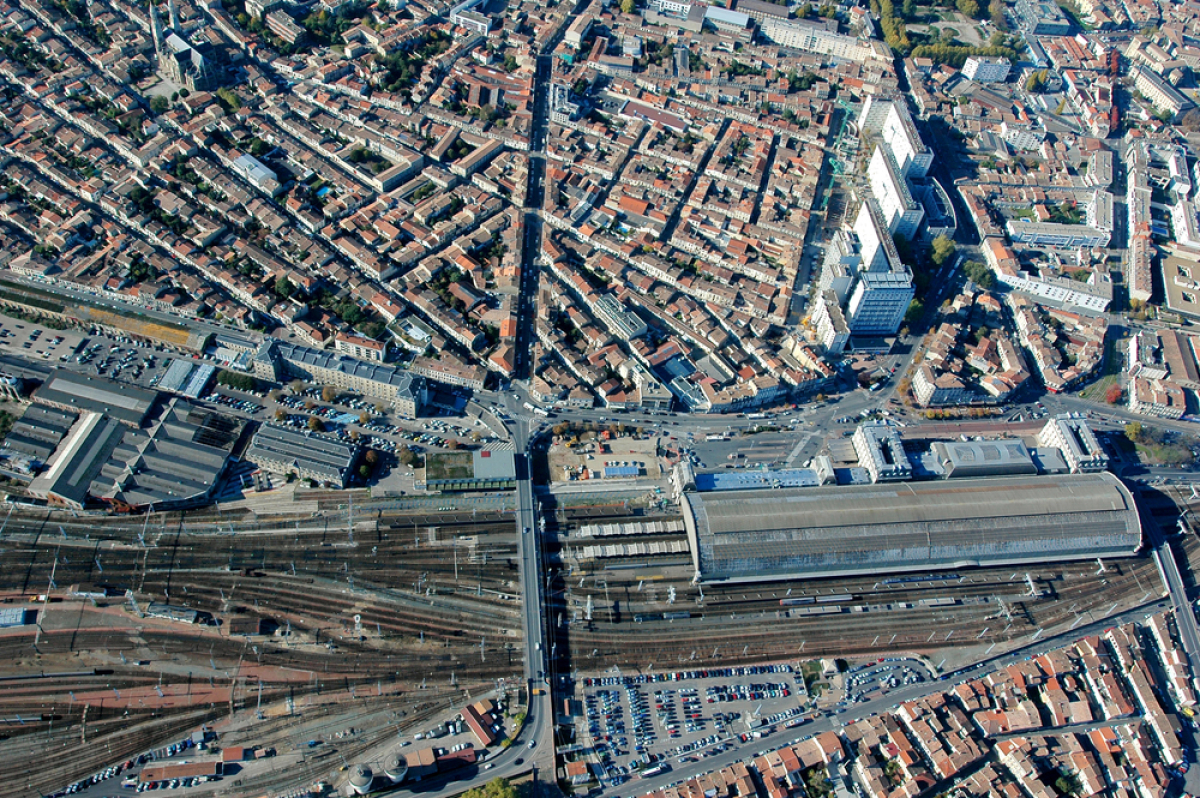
[1125,421,1143,443]
[274,275,295,299]
[962,259,995,289]
[460,778,520,798]
[216,370,257,391]
[307,416,325,432]
[989,0,1007,28]
[216,86,241,112]
[321,385,338,403]
[150,95,169,114]
[904,298,925,325]
[930,234,957,267]
[619,0,635,12]
[359,463,372,478]
[1054,773,1081,797]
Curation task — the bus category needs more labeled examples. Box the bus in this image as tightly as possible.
[640,764,669,779]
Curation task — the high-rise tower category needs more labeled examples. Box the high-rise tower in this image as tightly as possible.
[168,0,181,31]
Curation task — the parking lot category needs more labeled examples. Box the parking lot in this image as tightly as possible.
[0,313,509,492]
[842,657,932,706]
[578,665,806,787]
[51,734,211,798]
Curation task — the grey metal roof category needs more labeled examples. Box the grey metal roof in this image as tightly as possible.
[246,423,358,483]
[90,399,241,509]
[28,413,126,507]
[696,469,822,492]
[3,404,77,461]
[35,370,157,426]
[272,340,424,398]
[472,449,516,480]
[930,440,1037,478]
[683,472,1141,583]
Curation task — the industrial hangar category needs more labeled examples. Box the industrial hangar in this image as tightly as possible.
[681,472,1142,583]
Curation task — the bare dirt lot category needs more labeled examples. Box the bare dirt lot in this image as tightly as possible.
[546,430,663,484]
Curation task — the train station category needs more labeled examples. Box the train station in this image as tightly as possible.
[681,472,1142,583]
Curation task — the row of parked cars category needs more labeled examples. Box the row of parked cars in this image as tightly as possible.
[52,755,142,795]
[205,393,263,414]
[582,664,793,688]
[705,681,792,703]
[669,733,728,761]
[587,689,633,787]
[136,776,213,791]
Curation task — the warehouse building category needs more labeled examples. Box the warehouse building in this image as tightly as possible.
[91,398,242,511]
[424,449,517,492]
[681,472,1140,583]
[22,371,241,510]
[34,371,157,427]
[2,404,77,464]
[27,413,128,510]
[245,424,360,487]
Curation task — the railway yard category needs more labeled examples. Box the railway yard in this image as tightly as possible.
[0,482,1188,797]
[544,501,1171,679]
[0,498,529,797]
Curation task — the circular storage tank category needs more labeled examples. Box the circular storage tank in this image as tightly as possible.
[349,764,374,795]
[384,753,409,784]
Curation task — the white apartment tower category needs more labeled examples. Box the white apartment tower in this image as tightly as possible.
[845,201,914,336]
[868,145,925,241]
[881,102,933,180]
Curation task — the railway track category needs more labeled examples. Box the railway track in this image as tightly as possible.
[560,554,1159,670]
[0,512,530,796]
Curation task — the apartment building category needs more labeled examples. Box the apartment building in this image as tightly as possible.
[1037,415,1110,472]
[962,56,1011,82]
